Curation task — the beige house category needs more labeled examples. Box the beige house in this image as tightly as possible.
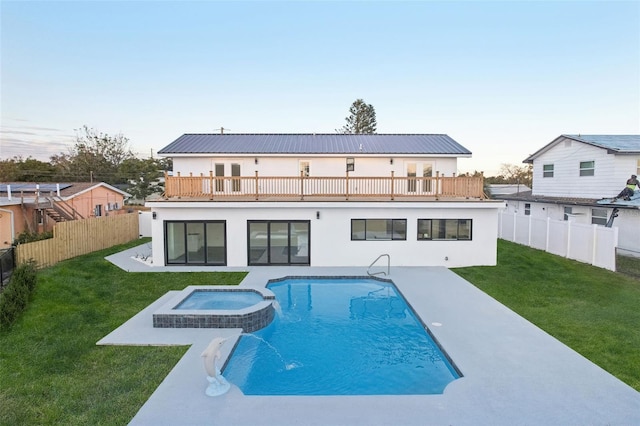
[0,182,130,248]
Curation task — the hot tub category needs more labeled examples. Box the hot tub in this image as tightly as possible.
[152,286,275,332]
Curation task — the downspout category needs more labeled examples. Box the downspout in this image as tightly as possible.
[0,208,16,245]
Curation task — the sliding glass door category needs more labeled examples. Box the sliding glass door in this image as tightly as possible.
[248,221,310,265]
[165,221,226,265]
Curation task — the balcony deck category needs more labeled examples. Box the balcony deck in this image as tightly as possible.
[161,173,486,202]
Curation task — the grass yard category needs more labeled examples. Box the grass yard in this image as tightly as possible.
[1,239,638,425]
[454,239,640,392]
[0,239,246,426]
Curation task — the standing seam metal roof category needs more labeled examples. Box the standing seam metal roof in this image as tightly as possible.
[157,134,472,155]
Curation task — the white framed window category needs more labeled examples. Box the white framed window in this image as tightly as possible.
[591,208,608,226]
[563,206,572,221]
[579,161,595,176]
[543,164,554,178]
[524,203,531,216]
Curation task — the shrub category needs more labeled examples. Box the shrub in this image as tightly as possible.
[0,262,37,329]
[12,230,53,246]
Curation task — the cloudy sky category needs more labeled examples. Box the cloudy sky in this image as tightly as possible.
[1,0,638,175]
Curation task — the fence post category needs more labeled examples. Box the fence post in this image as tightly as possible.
[546,217,551,252]
[566,220,571,259]
[255,171,259,200]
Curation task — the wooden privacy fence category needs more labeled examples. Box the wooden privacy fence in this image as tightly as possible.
[16,213,139,268]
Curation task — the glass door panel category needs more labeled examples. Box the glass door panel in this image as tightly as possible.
[206,222,226,264]
[269,222,289,264]
[290,222,309,264]
[186,222,205,263]
[166,222,186,263]
[407,163,416,193]
[248,222,269,264]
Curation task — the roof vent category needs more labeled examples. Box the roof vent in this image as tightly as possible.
[359,143,363,151]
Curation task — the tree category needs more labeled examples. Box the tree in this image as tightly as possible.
[339,99,377,134]
[68,125,135,183]
[485,164,533,188]
[119,157,171,202]
[0,156,57,182]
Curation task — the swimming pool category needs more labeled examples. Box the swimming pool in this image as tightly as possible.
[223,277,461,395]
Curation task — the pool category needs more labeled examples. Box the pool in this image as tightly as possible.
[152,286,275,332]
[223,277,461,395]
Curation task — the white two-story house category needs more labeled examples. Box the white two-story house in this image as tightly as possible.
[498,134,640,254]
[147,133,504,268]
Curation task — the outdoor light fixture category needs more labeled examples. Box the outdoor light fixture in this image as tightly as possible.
[152,212,157,220]
[254,158,259,165]
[390,158,394,165]
[316,211,320,219]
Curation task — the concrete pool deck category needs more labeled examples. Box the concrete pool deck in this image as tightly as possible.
[101,245,640,425]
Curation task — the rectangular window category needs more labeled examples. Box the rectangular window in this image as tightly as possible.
[543,164,554,178]
[564,207,572,221]
[524,203,531,216]
[579,161,595,176]
[591,208,608,226]
[418,219,472,241]
[165,221,226,265]
[351,219,407,241]
[637,159,640,176]
[346,157,355,172]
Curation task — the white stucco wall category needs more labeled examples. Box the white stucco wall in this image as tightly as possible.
[147,201,503,268]
[171,156,460,178]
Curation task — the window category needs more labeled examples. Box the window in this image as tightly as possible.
[165,221,226,265]
[351,219,407,241]
[579,161,595,176]
[524,203,531,216]
[591,209,608,226]
[637,159,640,176]
[346,157,355,172]
[417,219,472,240]
[543,164,554,178]
[95,204,102,217]
[563,207,572,221]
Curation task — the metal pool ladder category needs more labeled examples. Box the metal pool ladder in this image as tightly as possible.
[367,254,390,277]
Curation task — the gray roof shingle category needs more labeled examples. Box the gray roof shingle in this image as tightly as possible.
[158,134,471,155]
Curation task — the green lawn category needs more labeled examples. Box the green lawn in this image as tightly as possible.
[1,239,638,425]
[454,239,640,392]
[0,239,246,426]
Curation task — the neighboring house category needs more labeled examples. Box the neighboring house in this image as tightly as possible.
[496,134,640,253]
[0,182,130,248]
[147,133,504,268]
[488,184,531,197]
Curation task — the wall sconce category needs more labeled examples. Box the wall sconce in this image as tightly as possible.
[254,158,258,165]
[152,212,157,220]
[390,158,394,165]
[316,211,320,219]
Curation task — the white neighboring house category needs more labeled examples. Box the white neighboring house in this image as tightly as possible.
[146,134,504,268]
[496,134,640,254]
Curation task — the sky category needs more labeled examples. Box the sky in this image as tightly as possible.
[1,0,639,176]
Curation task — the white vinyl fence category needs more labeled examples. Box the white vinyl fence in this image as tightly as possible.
[498,212,618,271]
[138,211,152,237]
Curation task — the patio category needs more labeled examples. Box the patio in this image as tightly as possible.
[101,246,640,425]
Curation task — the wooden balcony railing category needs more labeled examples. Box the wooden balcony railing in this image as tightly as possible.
[162,171,486,201]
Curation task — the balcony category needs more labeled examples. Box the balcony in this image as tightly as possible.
[162,172,486,202]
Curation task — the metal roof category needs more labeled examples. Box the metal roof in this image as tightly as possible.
[565,135,640,153]
[525,134,640,162]
[157,134,472,156]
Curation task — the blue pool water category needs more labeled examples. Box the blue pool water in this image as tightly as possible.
[175,290,263,310]
[223,277,460,395]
